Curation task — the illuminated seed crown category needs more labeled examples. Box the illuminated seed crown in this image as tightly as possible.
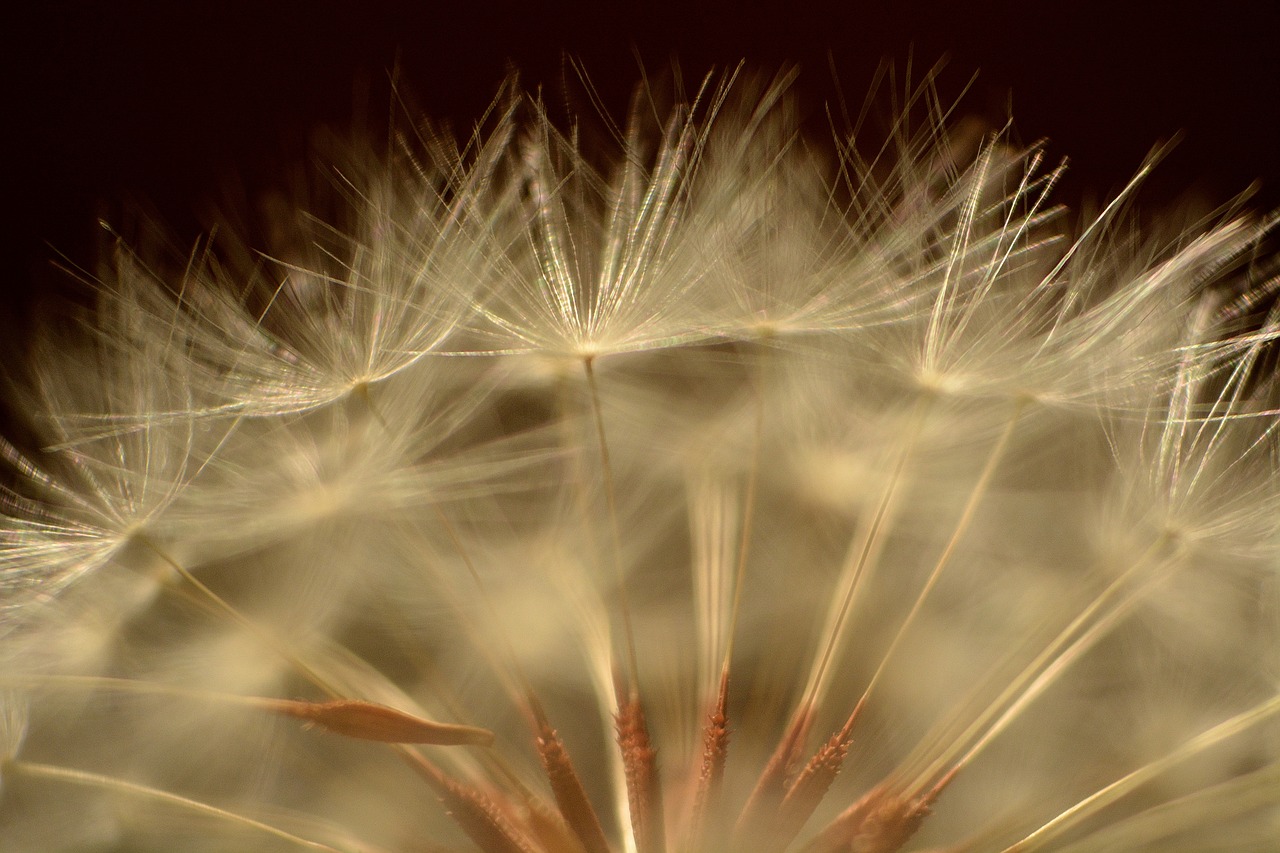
[1,70,1278,853]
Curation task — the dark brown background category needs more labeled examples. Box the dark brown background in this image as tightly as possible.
[4,0,1278,320]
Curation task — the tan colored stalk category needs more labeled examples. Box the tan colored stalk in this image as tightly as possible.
[6,761,345,852]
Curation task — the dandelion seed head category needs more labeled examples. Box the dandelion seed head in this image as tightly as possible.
[3,67,1279,853]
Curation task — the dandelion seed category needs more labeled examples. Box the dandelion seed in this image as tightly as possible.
[465,71,743,362]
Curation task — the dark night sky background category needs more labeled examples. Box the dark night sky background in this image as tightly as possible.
[3,0,1278,324]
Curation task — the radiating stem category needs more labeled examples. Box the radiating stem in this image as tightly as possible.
[802,392,933,714]
[137,534,502,824]
[738,393,932,842]
[722,340,770,669]
[1051,762,1280,853]
[860,397,1026,706]
[1001,693,1280,853]
[138,536,339,699]
[582,355,655,853]
[909,535,1177,788]
[0,674,291,708]
[430,503,530,706]
[583,355,640,689]
[6,761,345,852]
[687,341,769,850]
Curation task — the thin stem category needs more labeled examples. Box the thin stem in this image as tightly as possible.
[909,536,1176,788]
[860,398,1026,706]
[686,346,769,852]
[581,356,651,853]
[7,761,346,852]
[1001,693,1280,853]
[1051,762,1280,853]
[137,536,501,813]
[736,394,932,843]
[946,589,1135,775]
[138,536,339,699]
[802,393,933,713]
[0,674,288,709]
[583,355,640,688]
[429,508,613,853]
[430,503,530,705]
[723,341,769,670]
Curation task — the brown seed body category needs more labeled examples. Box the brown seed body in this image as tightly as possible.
[273,698,495,745]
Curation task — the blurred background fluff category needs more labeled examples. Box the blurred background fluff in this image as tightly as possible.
[0,58,1277,852]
